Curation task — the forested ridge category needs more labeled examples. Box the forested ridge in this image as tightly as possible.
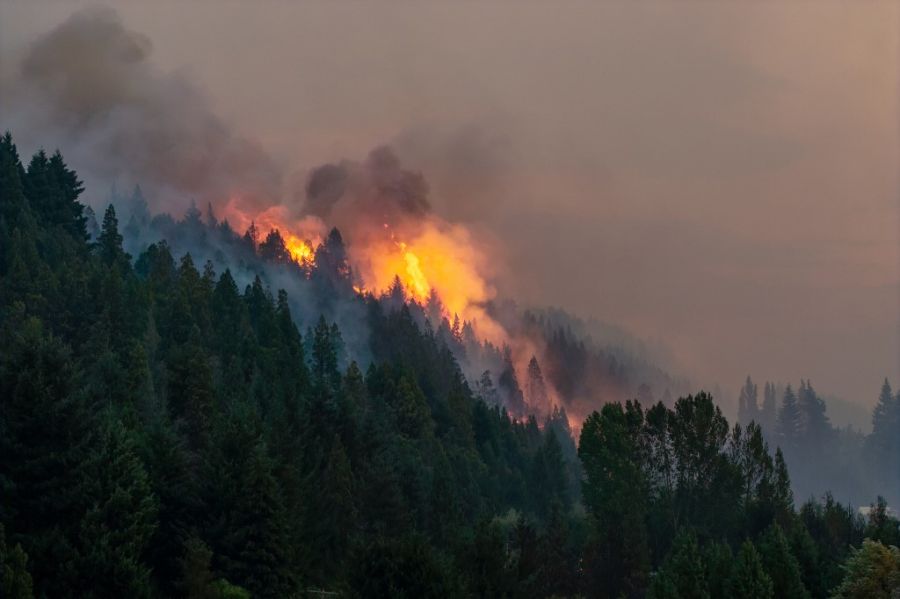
[1,132,898,598]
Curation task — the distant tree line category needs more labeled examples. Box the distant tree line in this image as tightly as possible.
[1,133,898,598]
[736,375,900,509]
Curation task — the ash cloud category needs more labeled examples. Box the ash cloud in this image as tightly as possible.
[305,145,430,226]
[4,5,283,213]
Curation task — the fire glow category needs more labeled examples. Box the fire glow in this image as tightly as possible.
[353,220,507,344]
[220,198,505,344]
[221,199,322,265]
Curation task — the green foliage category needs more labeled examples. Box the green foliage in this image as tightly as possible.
[0,524,34,599]
[78,418,158,598]
[757,523,810,599]
[653,531,710,599]
[349,534,464,598]
[728,541,774,599]
[830,539,900,599]
[0,133,894,599]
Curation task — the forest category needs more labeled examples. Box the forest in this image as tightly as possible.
[1,132,899,598]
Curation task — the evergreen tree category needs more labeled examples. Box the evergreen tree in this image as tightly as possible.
[305,435,356,585]
[703,541,733,598]
[526,355,549,411]
[579,402,650,597]
[0,524,33,599]
[653,530,710,599]
[738,375,758,424]
[96,204,131,268]
[728,541,774,599]
[797,379,832,451]
[761,382,777,432]
[0,318,95,597]
[777,385,802,451]
[258,229,292,264]
[47,150,87,240]
[78,419,158,598]
[0,132,28,227]
[757,523,809,599]
[206,410,296,598]
[868,379,900,501]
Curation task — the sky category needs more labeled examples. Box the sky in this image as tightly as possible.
[1,1,897,415]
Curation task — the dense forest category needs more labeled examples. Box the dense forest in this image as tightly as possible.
[735,376,900,511]
[1,132,899,598]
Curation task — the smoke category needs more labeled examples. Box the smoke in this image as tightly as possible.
[4,5,284,214]
[305,145,430,227]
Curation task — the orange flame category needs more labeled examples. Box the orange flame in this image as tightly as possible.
[220,199,323,265]
[350,220,505,343]
[217,198,506,344]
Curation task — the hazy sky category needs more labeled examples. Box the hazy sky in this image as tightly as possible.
[2,1,897,410]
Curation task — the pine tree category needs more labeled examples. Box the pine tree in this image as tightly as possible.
[96,204,131,268]
[47,150,87,240]
[78,419,158,598]
[757,523,810,599]
[728,541,774,599]
[207,410,296,598]
[0,132,28,227]
[772,448,794,527]
[258,229,291,264]
[178,536,217,599]
[654,530,710,599]
[797,379,832,451]
[868,379,900,500]
[0,524,33,599]
[761,382,777,433]
[477,370,500,405]
[0,318,95,597]
[738,376,758,424]
[777,385,802,451]
[306,435,356,585]
[703,540,733,598]
[526,355,549,412]
[311,315,341,393]
[579,403,650,597]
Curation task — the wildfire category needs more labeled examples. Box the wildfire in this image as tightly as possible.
[284,233,315,264]
[218,197,506,343]
[350,220,506,342]
[220,198,323,265]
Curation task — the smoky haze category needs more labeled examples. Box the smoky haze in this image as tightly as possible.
[1,1,897,419]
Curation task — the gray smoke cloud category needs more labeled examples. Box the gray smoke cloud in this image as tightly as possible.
[305,146,430,226]
[4,5,284,213]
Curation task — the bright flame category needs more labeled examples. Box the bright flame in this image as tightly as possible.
[401,247,430,300]
[217,198,505,343]
[351,220,505,343]
[220,198,323,265]
[284,234,315,264]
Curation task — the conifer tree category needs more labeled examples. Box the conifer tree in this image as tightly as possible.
[868,379,900,499]
[728,541,774,599]
[653,530,710,599]
[761,382,777,432]
[777,385,802,451]
[757,523,810,599]
[78,419,158,598]
[0,132,28,226]
[96,204,130,268]
[0,524,33,599]
[738,375,758,424]
[0,318,95,597]
[526,356,549,412]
